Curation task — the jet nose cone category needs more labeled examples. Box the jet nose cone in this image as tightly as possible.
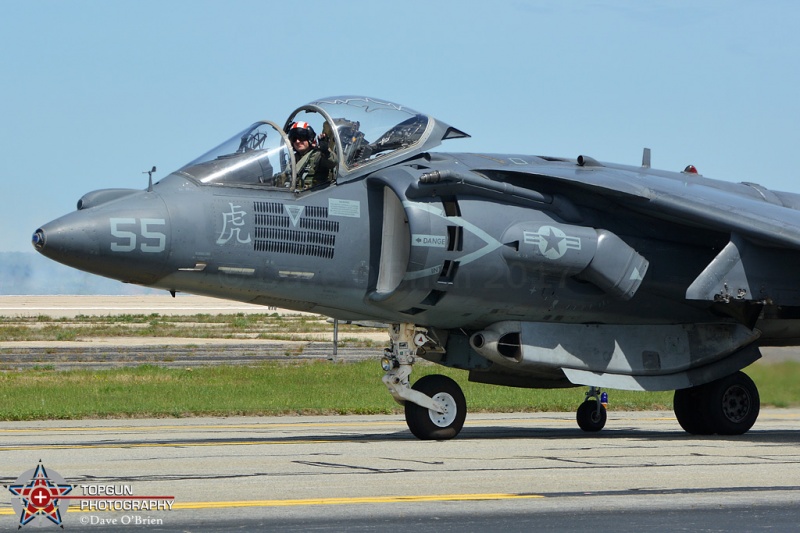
[32,190,172,285]
[31,228,46,250]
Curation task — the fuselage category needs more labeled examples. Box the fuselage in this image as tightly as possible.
[32,95,800,346]
[32,152,746,330]
[32,95,791,437]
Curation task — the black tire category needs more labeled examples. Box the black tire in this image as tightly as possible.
[404,374,467,440]
[703,371,760,435]
[576,400,607,432]
[674,385,714,435]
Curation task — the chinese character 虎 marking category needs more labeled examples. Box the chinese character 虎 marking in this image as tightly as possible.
[217,203,252,245]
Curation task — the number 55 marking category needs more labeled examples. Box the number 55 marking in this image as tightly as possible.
[110,218,167,253]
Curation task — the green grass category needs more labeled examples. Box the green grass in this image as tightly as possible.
[0,313,378,342]
[747,361,800,407]
[0,360,796,421]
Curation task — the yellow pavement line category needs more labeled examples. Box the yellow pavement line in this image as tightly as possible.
[0,421,404,433]
[172,493,544,508]
[0,492,544,515]
[0,417,562,434]
[0,440,335,451]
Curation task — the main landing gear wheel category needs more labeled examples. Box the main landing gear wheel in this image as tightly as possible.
[673,385,710,435]
[404,375,467,440]
[673,371,760,435]
[576,400,607,432]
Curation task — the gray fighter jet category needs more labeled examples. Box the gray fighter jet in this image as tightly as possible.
[32,96,798,439]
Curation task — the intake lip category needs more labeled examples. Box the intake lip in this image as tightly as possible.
[77,188,141,210]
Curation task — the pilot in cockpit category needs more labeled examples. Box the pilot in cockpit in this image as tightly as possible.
[287,121,337,190]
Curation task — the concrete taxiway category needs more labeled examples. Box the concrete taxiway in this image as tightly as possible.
[0,410,799,531]
[1,297,799,529]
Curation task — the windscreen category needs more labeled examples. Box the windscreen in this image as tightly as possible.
[177,122,293,187]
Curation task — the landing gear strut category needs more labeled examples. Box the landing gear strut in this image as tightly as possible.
[577,386,607,432]
[381,323,466,440]
[673,371,760,435]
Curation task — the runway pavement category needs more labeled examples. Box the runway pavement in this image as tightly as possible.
[1,296,799,529]
[1,410,799,531]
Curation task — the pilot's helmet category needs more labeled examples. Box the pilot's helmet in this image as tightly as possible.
[287,121,316,143]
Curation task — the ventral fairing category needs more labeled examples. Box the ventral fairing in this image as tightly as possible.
[35,95,800,439]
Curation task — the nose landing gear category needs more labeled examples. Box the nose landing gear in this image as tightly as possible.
[381,323,467,440]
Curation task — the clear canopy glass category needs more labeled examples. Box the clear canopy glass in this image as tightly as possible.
[298,97,431,169]
[174,96,443,190]
[177,121,293,187]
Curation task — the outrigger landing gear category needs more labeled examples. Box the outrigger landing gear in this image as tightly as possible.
[577,386,607,432]
[381,323,466,440]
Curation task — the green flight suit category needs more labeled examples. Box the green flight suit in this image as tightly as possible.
[296,144,337,190]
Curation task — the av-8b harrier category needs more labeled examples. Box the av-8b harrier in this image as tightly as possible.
[33,96,799,439]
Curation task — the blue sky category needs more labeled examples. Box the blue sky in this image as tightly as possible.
[2,0,799,253]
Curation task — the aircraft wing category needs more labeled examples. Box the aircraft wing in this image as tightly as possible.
[449,156,800,306]
[472,162,800,250]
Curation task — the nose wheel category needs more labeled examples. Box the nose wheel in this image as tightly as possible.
[577,386,607,432]
[381,323,468,440]
[404,374,467,440]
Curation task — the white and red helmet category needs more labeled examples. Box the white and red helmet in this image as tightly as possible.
[287,121,316,142]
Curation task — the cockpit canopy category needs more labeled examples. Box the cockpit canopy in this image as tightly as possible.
[177,121,292,187]
[174,96,469,191]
